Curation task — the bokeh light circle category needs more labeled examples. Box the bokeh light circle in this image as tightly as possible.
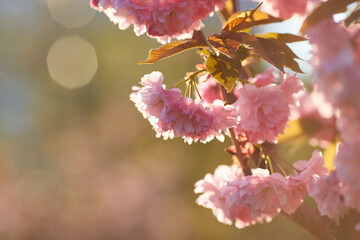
[47,0,95,28]
[47,35,98,89]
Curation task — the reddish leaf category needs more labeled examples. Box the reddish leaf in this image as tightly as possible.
[255,33,306,73]
[208,33,243,58]
[255,33,307,43]
[224,10,284,33]
[139,40,205,64]
[223,3,262,32]
[301,0,356,32]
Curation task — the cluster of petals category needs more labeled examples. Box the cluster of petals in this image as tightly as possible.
[253,0,320,19]
[295,88,337,147]
[307,20,360,114]
[232,69,304,144]
[90,0,227,43]
[194,150,326,228]
[130,71,237,144]
[196,74,222,107]
[307,171,346,219]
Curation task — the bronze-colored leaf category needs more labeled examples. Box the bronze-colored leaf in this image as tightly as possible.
[255,33,306,73]
[301,0,356,32]
[139,40,205,64]
[223,3,262,32]
[208,33,243,58]
[345,8,360,26]
[205,54,242,92]
[224,11,284,33]
[255,33,307,43]
[208,31,286,70]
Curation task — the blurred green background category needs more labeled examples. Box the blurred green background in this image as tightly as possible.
[0,0,316,239]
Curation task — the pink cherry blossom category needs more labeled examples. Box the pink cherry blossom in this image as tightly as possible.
[292,150,328,184]
[296,88,337,147]
[90,0,227,43]
[307,19,360,110]
[235,169,289,217]
[131,72,239,144]
[196,75,222,106]
[248,68,278,87]
[335,142,360,191]
[253,0,320,19]
[194,165,245,225]
[208,100,239,142]
[130,71,183,122]
[285,177,307,214]
[233,71,303,144]
[308,171,346,219]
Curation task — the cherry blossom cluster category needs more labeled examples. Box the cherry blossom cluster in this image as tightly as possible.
[90,0,227,43]
[130,69,303,145]
[304,19,360,229]
[91,0,360,237]
[195,150,327,228]
[130,71,238,144]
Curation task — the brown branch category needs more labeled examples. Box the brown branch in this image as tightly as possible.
[283,202,336,240]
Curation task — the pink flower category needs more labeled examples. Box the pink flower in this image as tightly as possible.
[196,75,222,106]
[248,68,278,87]
[130,71,183,122]
[296,88,337,147]
[335,142,360,191]
[235,169,289,217]
[233,71,303,144]
[90,0,227,43]
[307,20,360,110]
[131,72,238,144]
[285,177,307,214]
[209,100,238,141]
[194,165,245,225]
[292,150,328,184]
[159,97,214,144]
[253,0,319,18]
[308,171,346,219]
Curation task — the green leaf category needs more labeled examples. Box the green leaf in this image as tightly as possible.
[205,54,242,92]
[139,40,205,64]
[301,0,356,32]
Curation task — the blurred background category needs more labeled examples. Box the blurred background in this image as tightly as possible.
[0,0,316,239]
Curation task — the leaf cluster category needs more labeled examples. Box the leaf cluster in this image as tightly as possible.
[140,4,307,92]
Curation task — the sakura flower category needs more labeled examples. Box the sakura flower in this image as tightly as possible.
[196,75,222,106]
[131,72,238,144]
[335,142,360,191]
[233,71,303,144]
[296,88,337,147]
[130,71,183,122]
[90,0,227,43]
[248,68,278,87]
[195,166,273,229]
[308,171,346,219]
[235,169,295,217]
[159,97,214,144]
[252,0,320,19]
[285,177,307,214]
[292,150,328,184]
[194,165,244,225]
